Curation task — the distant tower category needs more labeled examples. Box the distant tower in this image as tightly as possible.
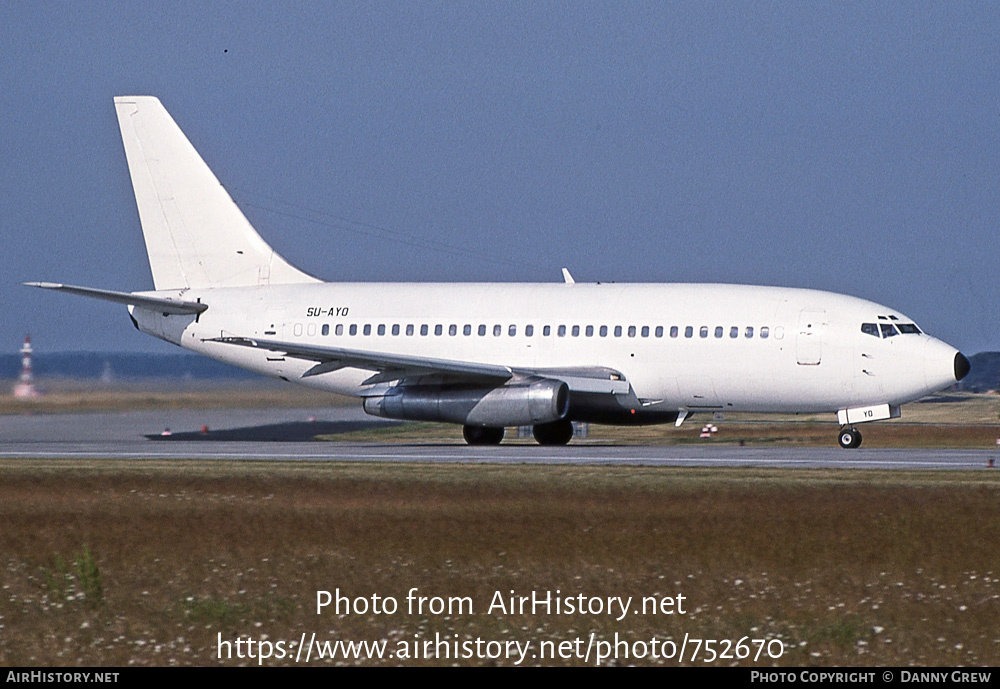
[13,336,40,399]
[100,360,114,384]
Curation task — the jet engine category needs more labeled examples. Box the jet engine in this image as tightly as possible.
[363,377,569,427]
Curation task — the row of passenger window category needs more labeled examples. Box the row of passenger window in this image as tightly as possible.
[308,323,774,339]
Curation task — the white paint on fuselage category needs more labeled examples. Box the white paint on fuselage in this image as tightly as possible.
[130,281,960,416]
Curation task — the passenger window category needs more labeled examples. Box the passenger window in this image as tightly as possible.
[434,324,443,336]
[614,326,623,337]
[730,326,738,339]
[655,326,663,338]
[377,324,386,336]
[349,324,357,336]
[509,325,517,336]
[558,325,566,337]
[585,325,594,337]
[543,325,551,336]
[335,324,343,336]
[641,326,649,338]
[880,323,899,338]
[760,327,769,339]
[628,326,636,338]
[363,324,372,336]
[745,326,753,338]
[685,326,693,338]
[479,324,486,336]
[494,325,502,336]
[464,324,472,336]
[670,326,678,338]
[449,324,457,336]
[600,326,608,337]
[406,324,414,336]
[700,326,709,338]
[420,324,428,336]
[322,324,330,336]
[861,323,880,338]
[571,325,580,337]
[392,324,400,336]
[715,326,723,338]
[526,325,534,337]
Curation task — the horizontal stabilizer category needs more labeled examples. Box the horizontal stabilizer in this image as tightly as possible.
[24,282,207,315]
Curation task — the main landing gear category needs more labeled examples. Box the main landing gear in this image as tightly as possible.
[462,425,505,445]
[462,420,575,446]
[532,419,574,446]
[838,427,863,449]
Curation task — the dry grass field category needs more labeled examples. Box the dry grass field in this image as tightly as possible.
[1,460,998,667]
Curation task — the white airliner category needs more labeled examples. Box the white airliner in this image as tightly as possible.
[28,96,970,448]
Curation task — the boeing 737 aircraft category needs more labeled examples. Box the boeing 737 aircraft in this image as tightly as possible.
[28,96,971,447]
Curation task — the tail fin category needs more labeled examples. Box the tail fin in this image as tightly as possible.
[114,96,320,290]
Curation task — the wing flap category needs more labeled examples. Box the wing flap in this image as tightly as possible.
[527,367,630,395]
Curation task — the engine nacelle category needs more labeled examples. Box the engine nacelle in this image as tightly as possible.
[363,377,569,427]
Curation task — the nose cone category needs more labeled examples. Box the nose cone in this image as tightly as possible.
[922,338,967,393]
[954,352,971,382]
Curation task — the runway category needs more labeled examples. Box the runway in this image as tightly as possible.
[0,406,996,469]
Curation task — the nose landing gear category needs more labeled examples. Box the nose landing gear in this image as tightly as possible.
[838,427,863,449]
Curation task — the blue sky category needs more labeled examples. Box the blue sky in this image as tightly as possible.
[2,2,998,354]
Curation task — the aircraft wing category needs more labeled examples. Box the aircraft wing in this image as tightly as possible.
[207,336,629,393]
[208,336,514,385]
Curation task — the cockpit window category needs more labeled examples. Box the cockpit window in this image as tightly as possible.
[861,323,879,337]
[897,323,921,334]
[880,323,899,338]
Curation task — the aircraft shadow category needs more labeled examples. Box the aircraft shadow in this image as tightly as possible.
[145,420,402,442]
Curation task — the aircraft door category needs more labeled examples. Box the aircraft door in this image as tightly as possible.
[796,309,825,366]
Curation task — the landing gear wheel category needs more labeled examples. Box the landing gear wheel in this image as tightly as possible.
[532,419,574,446]
[838,428,862,449]
[463,425,504,446]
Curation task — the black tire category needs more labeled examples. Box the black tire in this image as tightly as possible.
[838,428,861,449]
[463,425,504,445]
[533,419,574,446]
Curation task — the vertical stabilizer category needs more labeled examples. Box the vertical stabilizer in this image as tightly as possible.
[114,96,320,290]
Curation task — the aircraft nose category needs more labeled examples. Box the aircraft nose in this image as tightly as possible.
[922,338,966,393]
[954,352,971,382]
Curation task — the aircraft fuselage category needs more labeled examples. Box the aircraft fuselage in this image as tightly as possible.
[131,281,962,421]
